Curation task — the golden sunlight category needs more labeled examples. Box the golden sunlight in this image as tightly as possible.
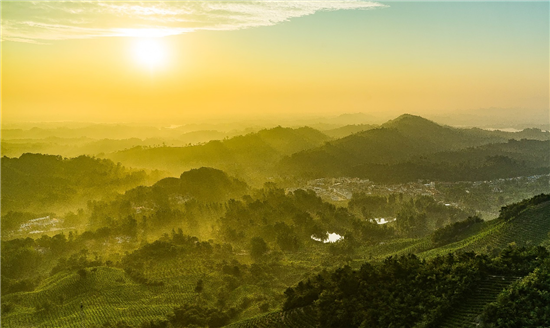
[133,39,167,69]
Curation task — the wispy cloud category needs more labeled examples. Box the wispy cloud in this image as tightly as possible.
[2,1,386,43]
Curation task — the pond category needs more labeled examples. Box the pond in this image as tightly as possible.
[375,218,396,224]
[311,232,343,243]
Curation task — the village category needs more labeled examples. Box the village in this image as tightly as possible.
[296,174,550,209]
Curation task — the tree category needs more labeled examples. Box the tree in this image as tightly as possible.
[77,268,87,279]
[250,237,268,261]
[194,279,204,294]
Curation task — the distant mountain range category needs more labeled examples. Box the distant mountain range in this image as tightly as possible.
[104,126,331,180]
[280,114,550,181]
[6,114,548,187]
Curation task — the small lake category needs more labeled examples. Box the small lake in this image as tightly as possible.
[375,218,396,224]
[311,232,343,243]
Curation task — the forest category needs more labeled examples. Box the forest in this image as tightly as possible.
[2,115,550,328]
[4,0,550,326]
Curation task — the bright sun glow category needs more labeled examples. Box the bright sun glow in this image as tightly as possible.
[133,39,167,69]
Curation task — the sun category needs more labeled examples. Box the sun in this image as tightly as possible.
[133,39,167,69]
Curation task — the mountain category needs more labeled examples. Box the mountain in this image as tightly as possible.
[105,126,331,180]
[380,114,498,148]
[84,167,250,232]
[280,114,545,180]
[322,124,378,138]
[349,139,550,183]
[0,153,150,215]
[157,167,249,203]
[330,113,377,125]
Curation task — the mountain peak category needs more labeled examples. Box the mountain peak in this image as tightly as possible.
[382,114,441,129]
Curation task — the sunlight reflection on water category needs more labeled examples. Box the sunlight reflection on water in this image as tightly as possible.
[311,232,343,243]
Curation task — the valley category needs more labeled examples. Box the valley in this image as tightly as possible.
[2,115,549,328]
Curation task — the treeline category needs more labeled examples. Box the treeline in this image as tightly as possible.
[90,177,396,258]
[1,231,114,296]
[349,154,548,184]
[1,153,150,214]
[480,258,550,327]
[498,193,550,221]
[348,193,473,237]
[87,167,246,236]
[218,186,393,255]
[106,126,330,177]
[85,302,235,328]
[281,117,550,183]
[283,246,550,328]
[431,216,484,246]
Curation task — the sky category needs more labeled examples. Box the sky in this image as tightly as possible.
[2,1,549,124]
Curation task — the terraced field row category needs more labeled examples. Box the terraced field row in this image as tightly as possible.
[358,238,421,260]
[142,257,208,280]
[2,267,197,328]
[226,306,317,328]
[439,275,521,328]
[420,202,550,258]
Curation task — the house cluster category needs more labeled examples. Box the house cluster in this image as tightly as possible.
[298,173,549,205]
[302,177,442,202]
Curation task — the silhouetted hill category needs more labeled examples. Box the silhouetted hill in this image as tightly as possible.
[280,115,546,180]
[1,154,149,215]
[105,126,330,180]
[350,139,550,183]
[177,167,249,202]
[322,124,378,138]
[381,114,507,149]
[477,127,550,141]
[331,113,376,125]
[125,168,249,205]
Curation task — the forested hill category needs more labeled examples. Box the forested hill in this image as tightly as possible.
[321,124,377,138]
[86,167,250,234]
[1,153,150,215]
[280,115,550,181]
[381,114,503,149]
[382,114,550,142]
[280,246,550,328]
[104,126,330,180]
[121,167,249,210]
[349,139,550,183]
[232,195,550,328]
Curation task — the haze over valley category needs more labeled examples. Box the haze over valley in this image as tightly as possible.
[2,1,549,328]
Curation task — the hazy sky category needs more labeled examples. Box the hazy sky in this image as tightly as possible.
[2,1,548,123]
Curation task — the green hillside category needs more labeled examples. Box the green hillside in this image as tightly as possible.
[479,260,550,327]
[2,170,549,328]
[419,198,550,258]
[279,115,520,178]
[225,196,550,328]
[1,154,150,215]
[1,266,193,328]
[105,126,330,181]
[224,306,317,328]
[321,124,377,139]
[439,275,521,328]
[355,196,550,261]
[281,117,550,182]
